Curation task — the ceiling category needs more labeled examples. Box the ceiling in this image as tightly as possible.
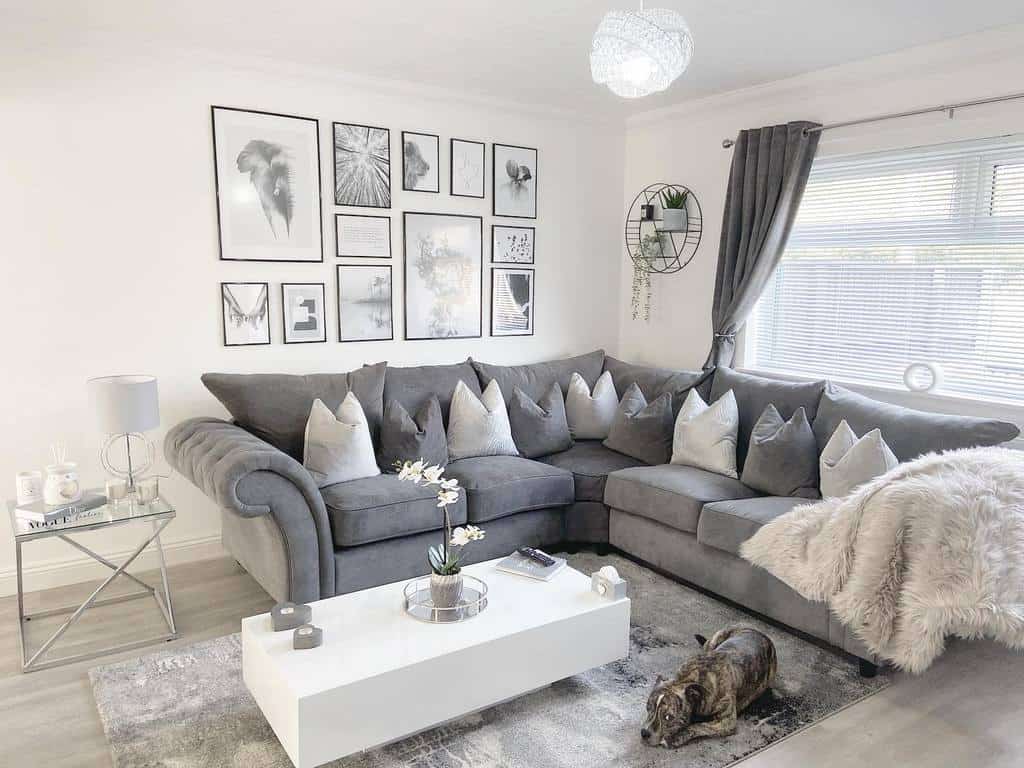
[4,0,1024,117]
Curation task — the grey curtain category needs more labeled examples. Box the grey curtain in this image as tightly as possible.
[703,121,821,369]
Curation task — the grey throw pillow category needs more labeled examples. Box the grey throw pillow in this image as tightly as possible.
[741,405,820,498]
[508,382,573,459]
[603,383,674,465]
[378,396,448,472]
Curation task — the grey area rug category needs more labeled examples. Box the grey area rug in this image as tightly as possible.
[90,553,888,768]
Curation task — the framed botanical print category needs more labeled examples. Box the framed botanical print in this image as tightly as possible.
[493,143,537,219]
[335,214,392,258]
[491,268,534,337]
[403,212,482,340]
[402,131,440,193]
[211,106,323,262]
[337,265,394,342]
[221,282,271,346]
[281,283,327,344]
[450,138,485,198]
[492,225,535,264]
[333,121,391,208]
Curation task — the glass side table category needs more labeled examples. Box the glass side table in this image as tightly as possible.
[6,492,178,672]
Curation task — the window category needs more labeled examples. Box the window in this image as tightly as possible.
[746,135,1024,405]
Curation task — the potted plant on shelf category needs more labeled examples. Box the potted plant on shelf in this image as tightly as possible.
[398,459,486,609]
[659,187,689,231]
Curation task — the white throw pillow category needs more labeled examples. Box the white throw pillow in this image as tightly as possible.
[670,388,739,478]
[447,379,519,460]
[303,393,380,488]
[565,371,618,439]
[819,420,898,499]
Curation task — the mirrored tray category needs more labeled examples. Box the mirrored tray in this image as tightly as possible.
[403,574,489,624]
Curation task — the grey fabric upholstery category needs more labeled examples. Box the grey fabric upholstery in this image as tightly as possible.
[507,383,573,459]
[710,367,826,470]
[446,455,574,523]
[322,474,468,547]
[604,464,759,534]
[603,385,674,465]
[334,508,564,595]
[201,363,387,460]
[221,507,290,602]
[378,396,448,472]
[698,496,811,556]
[602,356,713,416]
[740,405,819,497]
[564,501,610,544]
[383,361,481,424]
[813,383,1020,462]
[471,349,605,401]
[537,440,645,502]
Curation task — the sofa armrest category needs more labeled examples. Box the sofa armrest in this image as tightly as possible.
[164,417,335,600]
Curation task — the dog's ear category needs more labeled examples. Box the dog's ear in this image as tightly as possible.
[684,684,706,709]
[694,634,708,648]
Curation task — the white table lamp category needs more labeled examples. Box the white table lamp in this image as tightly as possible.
[88,375,160,491]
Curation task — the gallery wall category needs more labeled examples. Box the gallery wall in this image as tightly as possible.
[0,41,625,594]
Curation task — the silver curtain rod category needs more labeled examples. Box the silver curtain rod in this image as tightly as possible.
[720,90,1024,149]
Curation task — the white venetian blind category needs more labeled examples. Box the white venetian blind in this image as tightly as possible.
[747,134,1024,404]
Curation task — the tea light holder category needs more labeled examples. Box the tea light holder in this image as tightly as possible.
[105,478,128,506]
[293,624,323,650]
[136,477,159,505]
[591,565,627,600]
[15,471,44,505]
[271,601,312,631]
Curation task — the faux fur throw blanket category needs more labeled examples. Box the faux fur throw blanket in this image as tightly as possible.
[741,447,1024,673]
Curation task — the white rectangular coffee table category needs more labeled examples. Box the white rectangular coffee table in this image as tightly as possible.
[242,558,630,768]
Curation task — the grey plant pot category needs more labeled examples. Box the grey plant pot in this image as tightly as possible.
[430,572,464,609]
[662,208,687,232]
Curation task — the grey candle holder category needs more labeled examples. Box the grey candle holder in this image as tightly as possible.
[293,624,323,650]
[271,601,311,632]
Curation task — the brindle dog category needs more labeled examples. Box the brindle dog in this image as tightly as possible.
[641,626,777,748]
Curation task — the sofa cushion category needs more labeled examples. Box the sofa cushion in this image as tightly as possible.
[603,355,713,416]
[446,456,574,523]
[604,464,759,534]
[201,362,387,461]
[566,371,619,440]
[709,367,826,471]
[603,384,674,465]
[447,380,519,461]
[812,383,1020,462]
[383,361,481,425]
[741,405,819,498]
[323,474,467,547]
[508,383,573,459]
[698,496,811,556]
[471,349,605,402]
[537,440,646,502]
[378,396,447,472]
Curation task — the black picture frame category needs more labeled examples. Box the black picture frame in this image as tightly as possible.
[450,138,485,199]
[491,224,536,264]
[491,268,535,337]
[334,214,392,258]
[336,264,395,343]
[401,131,441,193]
[492,142,538,219]
[221,282,272,347]
[281,282,327,344]
[402,211,483,341]
[332,121,392,209]
[211,106,325,263]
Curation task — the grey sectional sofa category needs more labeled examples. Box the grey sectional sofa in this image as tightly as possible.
[166,350,1019,672]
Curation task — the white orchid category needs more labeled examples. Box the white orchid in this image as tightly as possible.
[437,489,460,507]
[398,459,426,483]
[451,525,486,546]
[440,477,460,492]
[422,464,444,485]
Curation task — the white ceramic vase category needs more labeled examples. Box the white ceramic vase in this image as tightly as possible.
[430,572,464,609]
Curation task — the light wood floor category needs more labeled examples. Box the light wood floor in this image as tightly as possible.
[0,556,1021,767]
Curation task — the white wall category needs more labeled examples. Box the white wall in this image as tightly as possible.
[0,42,625,595]
[619,25,1024,377]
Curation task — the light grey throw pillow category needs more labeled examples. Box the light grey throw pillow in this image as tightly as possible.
[740,404,819,497]
[819,420,898,499]
[508,383,573,459]
[378,396,448,472]
[302,393,381,488]
[565,371,618,439]
[603,383,674,465]
[447,380,519,461]
[671,389,740,479]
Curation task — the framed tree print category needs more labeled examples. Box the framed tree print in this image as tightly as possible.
[281,283,327,344]
[492,225,535,264]
[450,138,485,198]
[402,131,440,192]
[337,265,393,342]
[333,122,391,208]
[493,143,537,219]
[403,212,482,340]
[211,106,323,262]
[221,282,271,346]
[491,268,534,336]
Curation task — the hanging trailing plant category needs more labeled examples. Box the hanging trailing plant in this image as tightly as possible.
[631,233,660,322]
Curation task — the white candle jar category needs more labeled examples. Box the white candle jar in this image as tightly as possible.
[44,463,82,506]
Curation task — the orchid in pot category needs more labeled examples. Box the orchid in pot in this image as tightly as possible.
[398,459,486,608]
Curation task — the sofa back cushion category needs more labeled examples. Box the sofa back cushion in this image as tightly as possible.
[471,349,605,402]
[603,383,674,465]
[602,356,713,416]
[812,383,1020,462]
[709,367,826,471]
[383,361,481,425]
[201,362,387,461]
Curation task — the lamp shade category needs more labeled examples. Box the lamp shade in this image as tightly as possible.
[88,375,160,434]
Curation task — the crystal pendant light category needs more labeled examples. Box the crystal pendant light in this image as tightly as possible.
[590,2,693,99]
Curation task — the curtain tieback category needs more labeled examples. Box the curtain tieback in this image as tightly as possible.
[713,331,737,340]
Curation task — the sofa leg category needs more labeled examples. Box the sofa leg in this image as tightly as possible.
[593,544,611,557]
[858,659,879,678]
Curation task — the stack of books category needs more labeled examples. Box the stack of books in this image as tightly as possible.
[13,491,107,528]
[495,550,567,582]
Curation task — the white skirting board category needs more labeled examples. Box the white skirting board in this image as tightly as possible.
[0,534,227,597]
